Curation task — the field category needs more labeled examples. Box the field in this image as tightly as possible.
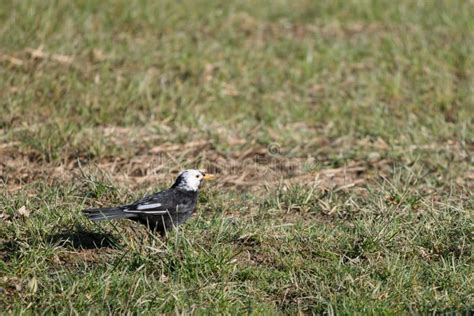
[1,0,473,314]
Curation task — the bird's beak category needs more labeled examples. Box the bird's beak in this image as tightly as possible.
[203,174,216,180]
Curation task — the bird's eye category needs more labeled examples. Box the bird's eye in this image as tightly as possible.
[196,175,200,178]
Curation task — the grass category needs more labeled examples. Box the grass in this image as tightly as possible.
[1,0,473,314]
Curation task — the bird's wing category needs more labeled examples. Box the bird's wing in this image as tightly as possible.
[123,190,177,215]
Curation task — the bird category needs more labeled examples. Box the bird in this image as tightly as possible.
[82,169,215,234]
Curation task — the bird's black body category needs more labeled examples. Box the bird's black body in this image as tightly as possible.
[82,170,207,235]
[131,188,198,233]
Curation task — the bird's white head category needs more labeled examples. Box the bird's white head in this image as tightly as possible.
[171,169,215,192]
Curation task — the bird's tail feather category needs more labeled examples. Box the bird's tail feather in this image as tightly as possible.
[82,207,135,221]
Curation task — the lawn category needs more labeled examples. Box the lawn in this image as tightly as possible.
[0,0,473,314]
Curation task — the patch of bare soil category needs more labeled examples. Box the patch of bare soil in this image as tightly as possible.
[2,126,471,194]
[0,145,378,194]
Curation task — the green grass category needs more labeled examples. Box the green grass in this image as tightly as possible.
[1,0,473,314]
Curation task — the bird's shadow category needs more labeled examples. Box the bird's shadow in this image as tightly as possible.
[47,225,119,250]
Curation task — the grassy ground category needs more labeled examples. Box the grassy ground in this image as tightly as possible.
[1,0,473,314]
